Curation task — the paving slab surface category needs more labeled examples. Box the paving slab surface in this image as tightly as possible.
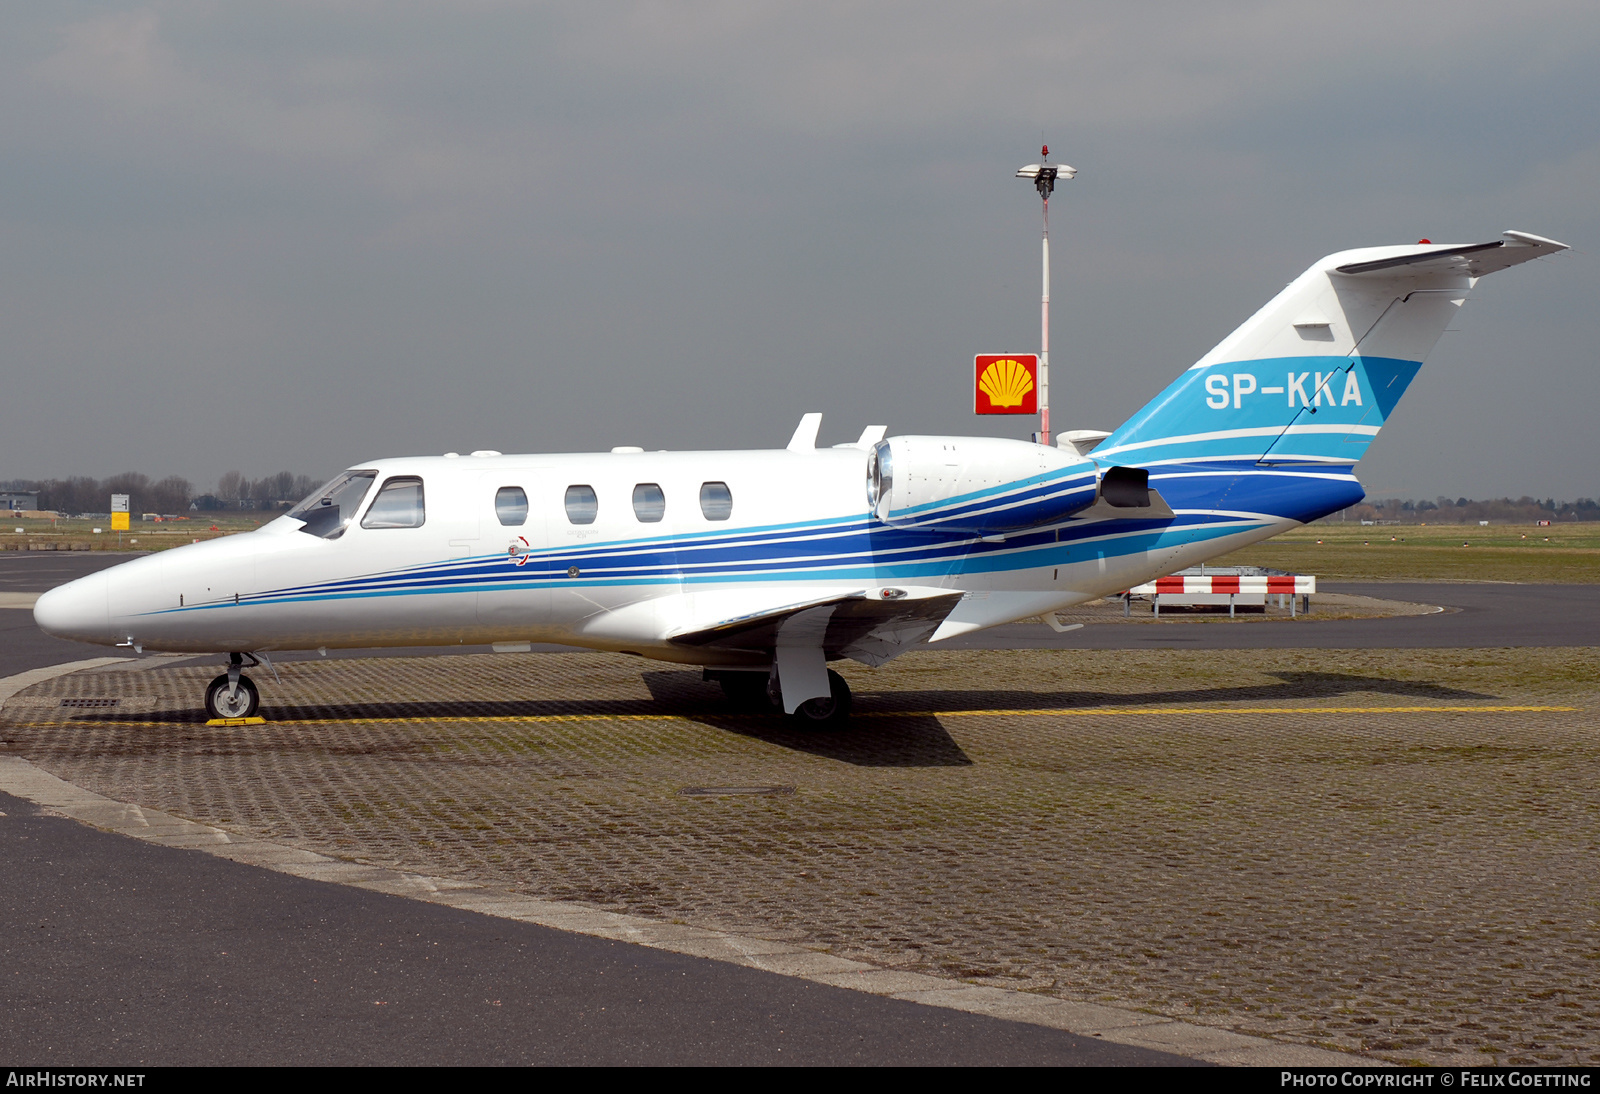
[3,645,1597,1066]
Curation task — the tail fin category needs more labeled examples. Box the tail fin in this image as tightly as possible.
[1094,231,1567,468]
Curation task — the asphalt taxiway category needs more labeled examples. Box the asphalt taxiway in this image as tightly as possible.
[1,786,1177,1066]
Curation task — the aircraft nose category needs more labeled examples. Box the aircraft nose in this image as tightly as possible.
[33,572,111,643]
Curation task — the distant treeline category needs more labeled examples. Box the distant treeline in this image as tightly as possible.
[1,472,318,516]
[1341,497,1600,524]
[209,471,320,511]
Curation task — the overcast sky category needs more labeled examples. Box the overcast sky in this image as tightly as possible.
[2,1,1595,500]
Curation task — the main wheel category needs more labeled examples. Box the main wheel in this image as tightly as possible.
[789,669,852,729]
[205,673,260,720]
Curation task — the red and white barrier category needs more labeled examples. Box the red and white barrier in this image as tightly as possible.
[1119,571,1316,619]
[1127,574,1315,596]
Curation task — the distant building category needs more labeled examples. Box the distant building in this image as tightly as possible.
[1,491,39,511]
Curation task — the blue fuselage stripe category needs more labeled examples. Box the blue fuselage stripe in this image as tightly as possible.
[143,465,1361,616]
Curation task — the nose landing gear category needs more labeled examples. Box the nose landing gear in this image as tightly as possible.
[204,652,262,720]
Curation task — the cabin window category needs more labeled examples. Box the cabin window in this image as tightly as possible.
[632,483,665,523]
[699,481,733,521]
[361,476,426,529]
[495,486,528,527]
[287,471,376,539]
[564,484,598,525]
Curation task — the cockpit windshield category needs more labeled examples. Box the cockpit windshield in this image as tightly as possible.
[287,471,377,539]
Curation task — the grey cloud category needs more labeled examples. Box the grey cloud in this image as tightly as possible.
[0,1,1595,500]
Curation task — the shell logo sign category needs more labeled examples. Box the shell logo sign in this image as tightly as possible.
[974,354,1038,415]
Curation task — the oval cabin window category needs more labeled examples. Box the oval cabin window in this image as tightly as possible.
[495,486,528,527]
[564,485,598,525]
[632,483,665,523]
[699,481,732,521]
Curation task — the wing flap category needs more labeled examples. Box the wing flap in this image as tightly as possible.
[668,590,868,650]
[668,587,964,665]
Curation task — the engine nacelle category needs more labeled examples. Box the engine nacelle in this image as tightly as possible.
[866,435,1099,535]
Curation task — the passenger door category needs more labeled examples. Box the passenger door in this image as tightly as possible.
[433,471,485,558]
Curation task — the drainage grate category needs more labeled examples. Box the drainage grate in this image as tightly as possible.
[679,785,795,797]
[60,698,119,708]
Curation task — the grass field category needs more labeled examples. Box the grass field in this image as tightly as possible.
[1211,522,1600,583]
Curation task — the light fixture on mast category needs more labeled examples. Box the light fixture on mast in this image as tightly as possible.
[1016,146,1076,447]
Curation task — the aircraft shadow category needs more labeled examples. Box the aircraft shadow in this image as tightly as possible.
[639,671,973,768]
[847,671,1497,714]
[68,673,975,769]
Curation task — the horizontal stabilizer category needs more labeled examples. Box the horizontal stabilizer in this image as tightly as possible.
[1335,231,1568,278]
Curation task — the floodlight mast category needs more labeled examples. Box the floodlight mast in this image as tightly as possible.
[1015,146,1076,446]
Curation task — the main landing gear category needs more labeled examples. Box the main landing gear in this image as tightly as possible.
[790,669,853,728]
[706,667,853,729]
[204,652,261,720]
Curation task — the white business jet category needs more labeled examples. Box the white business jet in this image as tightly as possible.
[35,231,1567,724]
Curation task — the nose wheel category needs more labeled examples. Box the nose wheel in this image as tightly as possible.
[205,652,262,720]
[205,672,259,719]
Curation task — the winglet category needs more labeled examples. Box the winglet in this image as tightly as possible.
[787,413,822,451]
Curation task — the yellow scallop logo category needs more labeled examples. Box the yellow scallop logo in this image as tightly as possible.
[978,358,1035,408]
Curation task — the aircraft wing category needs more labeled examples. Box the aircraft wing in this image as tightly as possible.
[668,587,965,667]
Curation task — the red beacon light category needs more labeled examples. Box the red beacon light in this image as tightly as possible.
[1417,238,1431,244]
